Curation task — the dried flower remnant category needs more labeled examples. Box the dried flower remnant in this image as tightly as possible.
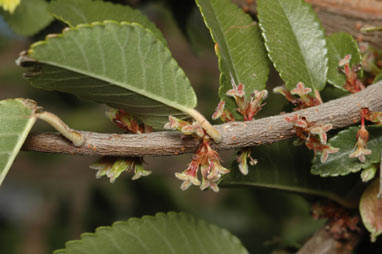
[213,77,268,123]
[212,79,267,176]
[339,54,365,93]
[236,148,257,175]
[361,108,382,125]
[349,110,372,163]
[90,108,152,182]
[273,82,321,110]
[211,101,235,122]
[90,157,151,183]
[106,108,152,134]
[165,116,230,192]
[164,115,204,138]
[285,115,338,162]
[225,83,268,121]
[312,201,360,241]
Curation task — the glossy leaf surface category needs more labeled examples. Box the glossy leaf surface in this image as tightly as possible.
[196,0,270,116]
[257,0,327,91]
[311,126,382,177]
[327,32,362,90]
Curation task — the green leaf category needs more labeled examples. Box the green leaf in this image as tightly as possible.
[221,140,359,208]
[257,0,328,91]
[0,0,53,36]
[19,22,197,129]
[359,179,382,242]
[326,32,362,90]
[195,0,270,115]
[0,0,20,14]
[54,212,249,254]
[48,0,166,45]
[311,125,382,177]
[0,99,37,186]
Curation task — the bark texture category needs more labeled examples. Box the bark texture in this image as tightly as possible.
[23,82,382,157]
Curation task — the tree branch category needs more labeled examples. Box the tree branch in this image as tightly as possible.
[297,226,362,254]
[22,82,382,157]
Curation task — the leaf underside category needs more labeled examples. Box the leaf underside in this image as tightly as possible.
[195,0,270,116]
[48,0,166,45]
[311,125,382,177]
[221,140,359,208]
[21,22,197,129]
[0,0,53,36]
[54,212,249,254]
[0,99,37,186]
[359,179,382,242]
[257,0,328,91]
[326,32,362,90]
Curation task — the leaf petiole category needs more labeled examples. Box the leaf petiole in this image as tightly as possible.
[183,108,221,143]
[361,26,382,33]
[36,111,85,147]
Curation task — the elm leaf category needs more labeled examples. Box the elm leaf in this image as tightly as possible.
[359,179,382,242]
[327,32,362,90]
[257,0,328,91]
[48,0,166,44]
[54,212,249,254]
[311,125,382,177]
[0,98,38,186]
[0,0,53,36]
[18,22,197,130]
[195,0,270,116]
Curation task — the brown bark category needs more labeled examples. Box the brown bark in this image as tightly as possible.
[22,81,382,157]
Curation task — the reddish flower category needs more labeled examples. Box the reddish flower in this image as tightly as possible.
[349,110,372,162]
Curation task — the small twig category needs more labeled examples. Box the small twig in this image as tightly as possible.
[22,82,382,157]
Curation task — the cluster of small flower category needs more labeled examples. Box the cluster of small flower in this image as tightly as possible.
[165,116,230,192]
[90,157,151,183]
[273,82,322,110]
[213,82,268,122]
[285,114,338,163]
[90,109,152,182]
[339,54,365,93]
[212,81,267,176]
[349,108,382,163]
[106,108,152,134]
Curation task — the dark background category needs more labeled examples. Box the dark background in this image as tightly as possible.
[2,0,378,253]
